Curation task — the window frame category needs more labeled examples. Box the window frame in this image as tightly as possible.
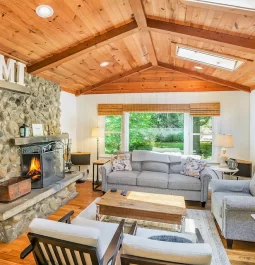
[103,115,122,156]
[189,116,215,160]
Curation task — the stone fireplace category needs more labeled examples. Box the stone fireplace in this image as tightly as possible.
[0,73,61,184]
[21,141,65,189]
[0,73,83,243]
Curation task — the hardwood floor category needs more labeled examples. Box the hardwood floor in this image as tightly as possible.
[0,181,254,265]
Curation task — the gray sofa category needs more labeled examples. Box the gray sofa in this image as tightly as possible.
[211,177,255,249]
[102,150,213,207]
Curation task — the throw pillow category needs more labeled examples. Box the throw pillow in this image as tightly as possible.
[180,157,207,178]
[148,235,192,243]
[112,153,132,172]
[249,175,255,196]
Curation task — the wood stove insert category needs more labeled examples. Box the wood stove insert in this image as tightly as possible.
[21,141,64,189]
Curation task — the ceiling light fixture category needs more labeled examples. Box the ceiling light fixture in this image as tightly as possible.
[36,5,54,18]
[100,61,110,67]
[194,66,203,70]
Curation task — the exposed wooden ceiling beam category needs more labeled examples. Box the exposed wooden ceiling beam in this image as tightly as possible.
[129,0,158,66]
[61,87,76,95]
[27,21,139,74]
[147,18,255,54]
[251,86,255,91]
[78,63,153,95]
[158,62,250,93]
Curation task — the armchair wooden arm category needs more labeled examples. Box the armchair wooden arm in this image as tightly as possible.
[102,219,125,265]
[57,210,74,224]
[128,221,138,235]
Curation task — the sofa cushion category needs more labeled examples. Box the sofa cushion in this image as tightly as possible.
[141,161,169,173]
[168,174,201,191]
[212,191,252,218]
[132,150,170,163]
[137,171,169,189]
[180,157,207,178]
[112,153,132,171]
[131,161,142,171]
[169,162,183,174]
[108,171,139,186]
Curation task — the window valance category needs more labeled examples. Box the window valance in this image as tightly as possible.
[98,102,220,116]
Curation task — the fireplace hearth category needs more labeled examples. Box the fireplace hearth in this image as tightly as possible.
[21,141,64,189]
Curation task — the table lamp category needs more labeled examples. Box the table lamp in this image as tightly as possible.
[92,127,100,160]
[215,134,234,167]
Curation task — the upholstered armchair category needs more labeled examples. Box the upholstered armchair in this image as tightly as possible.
[211,177,255,249]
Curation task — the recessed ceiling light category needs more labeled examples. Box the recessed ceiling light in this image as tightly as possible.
[100,61,110,67]
[36,5,54,18]
[194,66,203,70]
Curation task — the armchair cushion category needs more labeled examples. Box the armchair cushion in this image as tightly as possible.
[122,234,212,265]
[29,218,101,255]
[211,180,251,194]
[224,196,255,211]
[72,216,119,258]
[212,192,252,218]
[249,175,255,196]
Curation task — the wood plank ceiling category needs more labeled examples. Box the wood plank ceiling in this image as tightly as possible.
[0,0,255,95]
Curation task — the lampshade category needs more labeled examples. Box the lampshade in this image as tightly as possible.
[215,134,234,148]
[91,127,100,138]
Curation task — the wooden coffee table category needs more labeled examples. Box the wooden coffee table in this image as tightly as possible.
[96,190,186,226]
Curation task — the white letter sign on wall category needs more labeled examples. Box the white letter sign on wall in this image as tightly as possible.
[0,54,26,86]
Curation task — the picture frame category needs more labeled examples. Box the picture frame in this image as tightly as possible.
[32,124,44,136]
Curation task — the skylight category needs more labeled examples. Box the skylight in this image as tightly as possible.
[184,0,255,11]
[176,46,244,71]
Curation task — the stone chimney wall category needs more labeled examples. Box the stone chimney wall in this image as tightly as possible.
[0,73,61,182]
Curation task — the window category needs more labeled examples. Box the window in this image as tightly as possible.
[176,46,243,71]
[192,117,213,159]
[104,116,122,154]
[129,113,184,153]
[185,0,255,11]
[103,114,215,160]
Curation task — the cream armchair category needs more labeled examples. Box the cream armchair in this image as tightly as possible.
[20,211,124,265]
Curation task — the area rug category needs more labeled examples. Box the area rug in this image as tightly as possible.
[79,198,230,265]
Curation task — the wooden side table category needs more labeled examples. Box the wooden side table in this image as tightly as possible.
[92,159,110,191]
[210,166,239,180]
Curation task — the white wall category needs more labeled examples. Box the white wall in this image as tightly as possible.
[60,91,77,151]
[250,90,255,171]
[76,91,250,165]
